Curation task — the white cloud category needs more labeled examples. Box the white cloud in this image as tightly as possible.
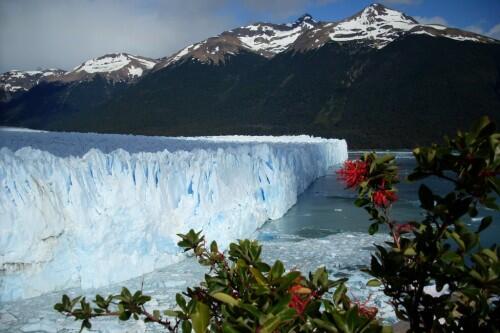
[487,23,500,40]
[0,0,236,72]
[463,25,485,34]
[414,16,449,26]
[462,23,500,40]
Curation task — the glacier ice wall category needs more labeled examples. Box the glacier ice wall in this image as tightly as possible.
[0,131,347,302]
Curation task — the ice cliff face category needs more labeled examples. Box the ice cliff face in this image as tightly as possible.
[0,131,347,302]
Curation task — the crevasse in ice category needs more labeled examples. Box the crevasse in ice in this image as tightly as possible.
[0,131,347,302]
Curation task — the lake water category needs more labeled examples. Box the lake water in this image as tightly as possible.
[1,151,498,332]
[259,152,500,247]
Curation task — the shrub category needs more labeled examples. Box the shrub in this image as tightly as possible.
[55,117,499,332]
[349,116,499,332]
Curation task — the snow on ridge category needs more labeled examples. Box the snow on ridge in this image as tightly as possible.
[128,65,144,77]
[325,4,493,47]
[75,53,131,73]
[0,131,347,302]
[328,4,417,47]
[69,53,157,78]
[128,55,156,69]
[238,24,306,53]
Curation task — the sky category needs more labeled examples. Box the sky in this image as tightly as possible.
[0,0,499,73]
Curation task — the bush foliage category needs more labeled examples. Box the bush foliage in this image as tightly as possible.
[55,117,499,332]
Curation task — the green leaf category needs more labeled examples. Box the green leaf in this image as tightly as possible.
[418,184,434,210]
[120,287,132,302]
[82,319,91,329]
[469,269,484,282]
[473,116,495,138]
[260,315,283,333]
[210,241,218,253]
[222,323,240,333]
[477,216,492,233]
[368,222,379,235]
[481,248,498,261]
[333,283,347,305]
[210,292,240,307]
[182,320,192,333]
[191,302,210,333]
[366,278,382,287]
[312,318,340,332]
[54,303,64,312]
[270,260,285,280]
[239,304,262,319]
[450,232,466,251]
[164,309,180,317]
[62,294,70,307]
[354,198,370,207]
[119,311,131,321]
[375,154,395,165]
[176,293,187,311]
[403,247,417,256]
[441,251,462,263]
[250,267,268,286]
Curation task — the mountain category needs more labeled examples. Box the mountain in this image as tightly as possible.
[63,53,158,82]
[156,3,495,69]
[293,4,494,51]
[1,3,499,148]
[155,13,319,69]
[0,69,66,102]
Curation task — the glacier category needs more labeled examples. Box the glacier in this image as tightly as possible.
[0,130,347,302]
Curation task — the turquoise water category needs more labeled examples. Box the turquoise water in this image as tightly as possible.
[258,152,500,248]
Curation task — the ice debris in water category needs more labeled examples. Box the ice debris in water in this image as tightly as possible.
[0,232,395,332]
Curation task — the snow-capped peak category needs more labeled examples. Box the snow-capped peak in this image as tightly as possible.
[156,14,320,69]
[72,53,156,75]
[357,3,417,25]
[65,53,158,82]
[323,3,418,48]
[0,69,66,100]
[294,13,316,27]
[299,3,496,49]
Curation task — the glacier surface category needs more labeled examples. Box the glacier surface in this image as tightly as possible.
[0,130,347,302]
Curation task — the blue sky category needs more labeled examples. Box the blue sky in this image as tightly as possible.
[0,0,499,72]
[229,0,500,32]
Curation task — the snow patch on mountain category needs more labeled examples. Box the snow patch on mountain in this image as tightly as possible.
[327,4,417,48]
[65,53,158,82]
[0,69,66,100]
[128,66,143,77]
[323,4,495,48]
[74,53,131,73]
[237,24,306,54]
[157,3,497,69]
[0,130,347,302]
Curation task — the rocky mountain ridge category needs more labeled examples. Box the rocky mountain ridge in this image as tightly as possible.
[1,3,499,148]
[3,3,496,89]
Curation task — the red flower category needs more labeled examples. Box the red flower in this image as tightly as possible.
[337,160,369,188]
[372,189,398,208]
[392,223,415,247]
[352,295,378,320]
[288,285,313,316]
[357,303,378,320]
[395,223,414,235]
